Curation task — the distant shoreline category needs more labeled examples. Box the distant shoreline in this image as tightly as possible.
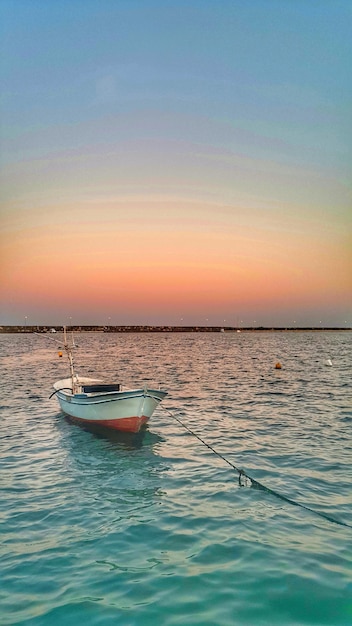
[1,325,351,333]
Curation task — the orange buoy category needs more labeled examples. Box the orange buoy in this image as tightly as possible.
[275,362,282,369]
[58,351,63,358]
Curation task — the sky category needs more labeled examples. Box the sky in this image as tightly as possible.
[1,0,351,327]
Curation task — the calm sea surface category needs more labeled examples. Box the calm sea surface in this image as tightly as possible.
[1,331,351,625]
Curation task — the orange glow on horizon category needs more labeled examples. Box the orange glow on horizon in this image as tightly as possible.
[2,238,351,314]
[1,198,351,324]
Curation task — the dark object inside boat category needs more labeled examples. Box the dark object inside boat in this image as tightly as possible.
[82,383,121,393]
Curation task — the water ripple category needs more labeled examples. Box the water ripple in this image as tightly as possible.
[0,331,351,625]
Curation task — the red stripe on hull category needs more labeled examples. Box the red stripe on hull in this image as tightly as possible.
[68,414,149,433]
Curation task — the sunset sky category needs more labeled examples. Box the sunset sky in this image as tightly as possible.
[1,0,351,326]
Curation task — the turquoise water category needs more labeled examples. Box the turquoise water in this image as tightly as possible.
[1,331,351,625]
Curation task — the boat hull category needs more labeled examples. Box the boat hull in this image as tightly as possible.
[61,412,150,433]
[54,382,167,433]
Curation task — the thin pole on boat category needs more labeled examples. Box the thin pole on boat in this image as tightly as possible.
[34,327,79,394]
[63,325,77,393]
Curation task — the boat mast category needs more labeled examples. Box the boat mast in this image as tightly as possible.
[63,325,77,393]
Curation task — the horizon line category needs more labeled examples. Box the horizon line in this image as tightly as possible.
[1,325,351,333]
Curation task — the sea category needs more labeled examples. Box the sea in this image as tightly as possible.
[1,331,351,625]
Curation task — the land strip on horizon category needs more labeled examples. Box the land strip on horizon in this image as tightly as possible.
[1,326,351,333]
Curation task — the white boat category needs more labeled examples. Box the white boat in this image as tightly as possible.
[52,328,167,433]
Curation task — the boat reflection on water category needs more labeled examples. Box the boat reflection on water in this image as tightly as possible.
[53,411,168,521]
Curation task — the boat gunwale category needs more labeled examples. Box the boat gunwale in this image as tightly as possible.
[55,386,167,405]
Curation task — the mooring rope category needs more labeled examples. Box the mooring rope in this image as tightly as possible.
[162,407,351,529]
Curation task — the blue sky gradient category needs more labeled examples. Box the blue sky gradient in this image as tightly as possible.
[1,1,351,325]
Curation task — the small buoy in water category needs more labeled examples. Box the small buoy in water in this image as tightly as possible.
[275,362,282,369]
[324,359,332,366]
[58,351,63,358]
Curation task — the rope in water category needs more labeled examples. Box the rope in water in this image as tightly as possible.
[162,407,351,529]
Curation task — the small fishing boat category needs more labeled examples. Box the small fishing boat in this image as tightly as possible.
[51,328,167,433]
